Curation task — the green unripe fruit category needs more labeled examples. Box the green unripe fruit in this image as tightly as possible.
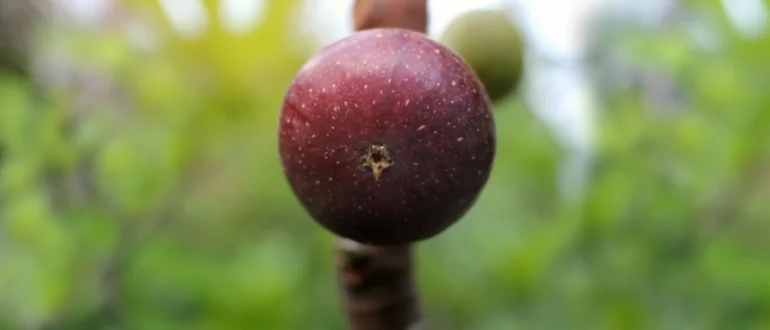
[440,9,524,102]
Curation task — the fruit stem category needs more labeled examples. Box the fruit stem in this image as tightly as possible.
[335,239,425,330]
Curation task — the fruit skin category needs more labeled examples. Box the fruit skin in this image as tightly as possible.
[278,28,496,245]
[440,9,524,102]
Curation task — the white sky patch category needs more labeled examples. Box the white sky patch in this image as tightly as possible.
[52,0,110,26]
[720,0,768,40]
[295,0,352,45]
[125,18,161,51]
[158,0,209,40]
[220,0,267,35]
[517,0,607,61]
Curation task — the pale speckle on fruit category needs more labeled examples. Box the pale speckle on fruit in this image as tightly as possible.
[417,125,425,131]
[457,137,464,142]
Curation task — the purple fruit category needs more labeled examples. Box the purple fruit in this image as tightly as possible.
[278,28,496,245]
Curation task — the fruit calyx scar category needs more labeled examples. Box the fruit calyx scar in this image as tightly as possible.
[360,144,393,181]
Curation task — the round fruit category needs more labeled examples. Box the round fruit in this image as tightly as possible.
[278,28,496,245]
[440,9,524,102]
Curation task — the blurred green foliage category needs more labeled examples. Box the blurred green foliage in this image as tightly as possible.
[1,0,769,329]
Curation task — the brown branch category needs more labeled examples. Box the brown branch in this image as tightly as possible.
[353,0,428,33]
[335,239,425,330]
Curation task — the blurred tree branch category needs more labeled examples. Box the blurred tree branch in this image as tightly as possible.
[0,0,47,76]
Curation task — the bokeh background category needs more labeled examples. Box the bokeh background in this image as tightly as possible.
[1,0,769,329]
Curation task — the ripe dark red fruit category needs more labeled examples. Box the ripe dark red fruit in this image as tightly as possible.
[278,28,496,245]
